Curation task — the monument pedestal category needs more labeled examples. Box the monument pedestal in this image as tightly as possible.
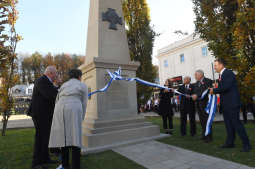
[80,58,165,153]
[81,0,166,153]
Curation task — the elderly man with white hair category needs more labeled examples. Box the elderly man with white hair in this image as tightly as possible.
[29,66,59,169]
[192,69,213,143]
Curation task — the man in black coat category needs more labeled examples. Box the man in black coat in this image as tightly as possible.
[178,76,196,136]
[192,70,213,143]
[210,58,251,152]
[30,66,59,169]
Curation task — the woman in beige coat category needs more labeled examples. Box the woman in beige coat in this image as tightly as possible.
[49,69,88,169]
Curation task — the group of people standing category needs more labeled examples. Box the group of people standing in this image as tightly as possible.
[27,58,252,169]
[158,69,212,142]
[28,66,88,169]
[158,58,252,152]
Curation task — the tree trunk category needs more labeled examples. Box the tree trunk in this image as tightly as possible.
[1,113,9,136]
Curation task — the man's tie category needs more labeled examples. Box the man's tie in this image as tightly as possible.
[219,74,221,81]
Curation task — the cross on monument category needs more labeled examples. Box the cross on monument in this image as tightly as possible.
[102,8,123,30]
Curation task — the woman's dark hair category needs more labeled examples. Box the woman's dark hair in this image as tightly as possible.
[69,69,82,79]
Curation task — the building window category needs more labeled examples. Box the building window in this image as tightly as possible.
[180,54,184,63]
[202,46,208,56]
[164,60,168,67]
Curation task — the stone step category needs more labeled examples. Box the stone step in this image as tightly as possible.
[83,121,153,134]
[83,124,161,149]
[83,116,146,128]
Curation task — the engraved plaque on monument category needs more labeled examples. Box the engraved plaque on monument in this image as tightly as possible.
[80,0,164,153]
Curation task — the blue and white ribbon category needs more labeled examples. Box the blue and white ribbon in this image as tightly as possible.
[88,67,189,97]
[205,94,217,136]
[88,67,217,136]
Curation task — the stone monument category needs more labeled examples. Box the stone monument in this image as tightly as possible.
[80,0,165,153]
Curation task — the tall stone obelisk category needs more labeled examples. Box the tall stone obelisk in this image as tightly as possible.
[80,0,164,153]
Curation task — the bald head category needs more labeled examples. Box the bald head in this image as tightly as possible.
[44,66,57,81]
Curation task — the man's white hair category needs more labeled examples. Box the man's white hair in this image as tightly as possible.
[44,66,56,74]
[195,69,204,76]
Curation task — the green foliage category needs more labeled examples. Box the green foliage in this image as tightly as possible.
[122,0,157,106]
[192,0,255,103]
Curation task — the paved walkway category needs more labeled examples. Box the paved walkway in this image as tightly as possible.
[142,112,255,122]
[1,112,254,130]
[0,115,34,129]
[113,140,255,169]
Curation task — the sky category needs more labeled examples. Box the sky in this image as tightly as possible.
[16,0,195,65]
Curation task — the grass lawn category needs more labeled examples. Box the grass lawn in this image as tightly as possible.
[146,116,255,167]
[0,128,146,169]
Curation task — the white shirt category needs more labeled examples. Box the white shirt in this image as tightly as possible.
[45,75,53,84]
[185,84,190,89]
[220,68,226,77]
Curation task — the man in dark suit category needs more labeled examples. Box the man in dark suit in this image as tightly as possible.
[178,76,196,136]
[192,70,213,143]
[30,66,59,169]
[210,58,251,152]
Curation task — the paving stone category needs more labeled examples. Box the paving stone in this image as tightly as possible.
[113,140,255,169]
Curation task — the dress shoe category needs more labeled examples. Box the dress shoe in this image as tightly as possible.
[31,165,48,169]
[168,131,173,135]
[220,144,235,148]
[45,159,58,164]
[31,165,41,169]
[200,137,205,140]
[204,139,212,143]
[241,146,251,152]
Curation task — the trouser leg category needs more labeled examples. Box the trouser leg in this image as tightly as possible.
[61,147,70,168]
[230,110,250,148]
[180,111,187,135]
[162,115,167,130]
[32,118,42,167]
[72,146,81,169]
[189,111,196,136]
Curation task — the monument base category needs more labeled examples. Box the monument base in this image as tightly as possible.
[82,133,168,154]
[80,59,164,154]
[81,116,167,154]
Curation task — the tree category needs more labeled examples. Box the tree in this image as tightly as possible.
[0,0,21,136]
[30,52,44,81]
[71,54,85,69]
[192,0,255,104]
[21,56,33,83]
[43,52,54,67]
[20,53,85,84]
[54,53,73,82]
[123,0,157,106]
